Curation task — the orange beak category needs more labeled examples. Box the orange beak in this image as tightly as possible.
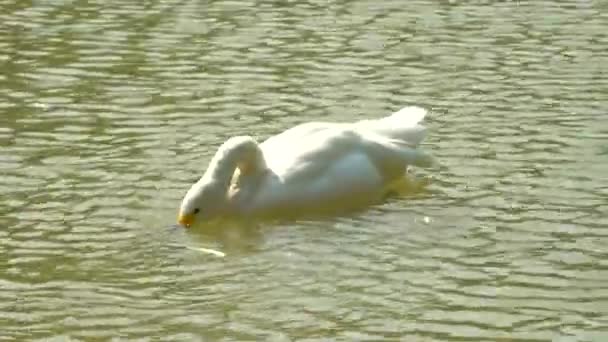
[177,213,195,227]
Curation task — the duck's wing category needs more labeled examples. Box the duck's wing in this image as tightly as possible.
[261,125,359,182]
[244,118,430,215]
[249,146,386,215]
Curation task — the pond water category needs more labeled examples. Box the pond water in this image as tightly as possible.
[1,0,607,340]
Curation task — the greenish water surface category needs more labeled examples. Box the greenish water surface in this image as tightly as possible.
[1,0,607,341]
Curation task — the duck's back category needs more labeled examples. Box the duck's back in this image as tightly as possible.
[241,107,431,215]
[260,106,430,179]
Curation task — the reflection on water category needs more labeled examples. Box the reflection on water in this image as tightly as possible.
[1,0,607,340]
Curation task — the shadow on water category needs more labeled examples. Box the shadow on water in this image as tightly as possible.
[189,219,266,255]
[166,219,267,257]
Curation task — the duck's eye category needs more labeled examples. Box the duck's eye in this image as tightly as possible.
[193,208,200,214]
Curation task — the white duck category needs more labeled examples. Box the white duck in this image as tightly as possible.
[177,106,433,227]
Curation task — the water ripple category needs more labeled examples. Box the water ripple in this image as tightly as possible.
[1,0,607,340]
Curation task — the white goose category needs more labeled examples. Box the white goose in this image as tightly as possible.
[177,106,433,227]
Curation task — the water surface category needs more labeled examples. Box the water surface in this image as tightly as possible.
[1,0,607,340]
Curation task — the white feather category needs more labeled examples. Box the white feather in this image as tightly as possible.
[178,106,434,222]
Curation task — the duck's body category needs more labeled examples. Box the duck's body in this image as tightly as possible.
[178,106,433,225]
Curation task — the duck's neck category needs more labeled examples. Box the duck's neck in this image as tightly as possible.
[202,136,267,198]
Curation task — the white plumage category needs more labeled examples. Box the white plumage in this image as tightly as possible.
[177,106,433,226]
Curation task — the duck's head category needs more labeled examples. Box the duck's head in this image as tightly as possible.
[177,136,264,227]
[177,179,225,227]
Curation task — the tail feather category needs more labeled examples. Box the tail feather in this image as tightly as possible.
[384,106,427,127]
[358,106,428,146]
[386,142,434,168]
